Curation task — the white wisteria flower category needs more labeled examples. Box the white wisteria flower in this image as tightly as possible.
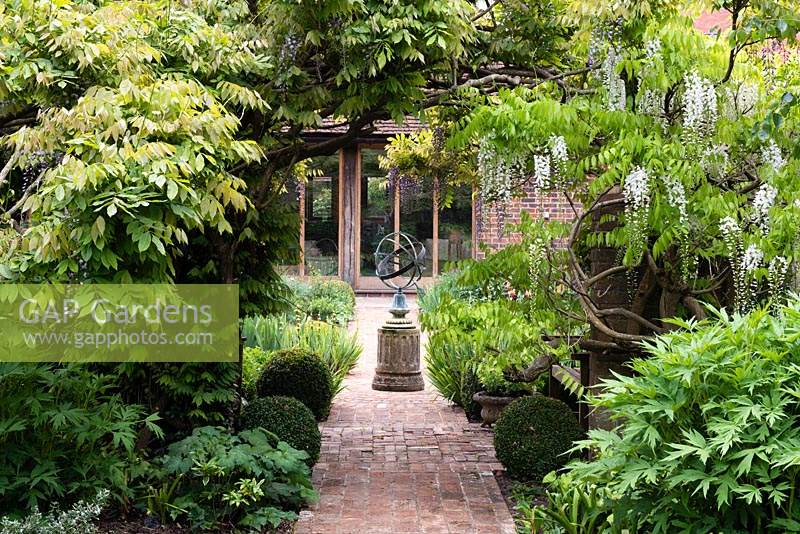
[477,137,523,205]
[624,166,650,211]
[752,183,778,233]
[550,135,568,166]
[683,70,717,138]
[528,237,547,277]
[720,216,740,237]
[719,216,756,312]
[761,140,786,173]
[637,89,663,116]
[533,154,551,189]
[663,175,687,220]
[623,166,651,260]
[742,244,763,273]
[644,38,662,60]
[768,255,790,295]
[603,47,626,111]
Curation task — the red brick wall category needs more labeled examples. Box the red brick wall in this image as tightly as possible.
[476,182,579,255]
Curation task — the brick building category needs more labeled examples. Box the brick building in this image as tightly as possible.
[477,185,577,254]
[283,118,576,291]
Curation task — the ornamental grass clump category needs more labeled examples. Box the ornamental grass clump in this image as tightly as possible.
[256,348,333,420]
[493,395,583,481]
[540,301,800,533]
[294,320,362,396]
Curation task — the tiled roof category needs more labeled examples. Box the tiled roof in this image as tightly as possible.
[694,10,732,34]
[303,117,424,136]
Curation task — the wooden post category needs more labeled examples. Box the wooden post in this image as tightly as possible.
[585,189,637,430]
[340,146,359,286]
[298,184,305,277]
[471,183,478,259]
[432,184,439,276]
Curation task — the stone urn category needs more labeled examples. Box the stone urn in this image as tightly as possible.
[472,391,517,426]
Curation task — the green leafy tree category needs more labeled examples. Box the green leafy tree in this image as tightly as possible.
[0,0,587,297]
[392,1,800,353]
[0,0,602,439]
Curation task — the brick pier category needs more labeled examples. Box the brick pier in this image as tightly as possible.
[295,297,516,534]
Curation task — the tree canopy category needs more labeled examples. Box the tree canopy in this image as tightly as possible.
[384,0,800,351]
[2,0,800,328]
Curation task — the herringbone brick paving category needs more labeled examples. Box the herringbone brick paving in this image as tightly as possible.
[295,297,516,534]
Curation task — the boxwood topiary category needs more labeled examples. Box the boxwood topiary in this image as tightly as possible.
[256,348,333,420]
[239,396,321,466]
[493,395,583,481]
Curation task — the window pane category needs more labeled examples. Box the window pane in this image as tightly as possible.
[276,177,302,275]
[438,184,473,271]
[360,148,393,278]
[399,181,434,278]
[305,154,339,276]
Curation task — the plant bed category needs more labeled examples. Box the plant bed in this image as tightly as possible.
[493,471,547,534]
[98,516,295,533]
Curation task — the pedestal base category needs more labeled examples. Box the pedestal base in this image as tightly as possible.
[372,325,424,392]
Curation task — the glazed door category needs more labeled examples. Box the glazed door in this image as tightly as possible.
[355,147,438,290]
[356,147,394,290]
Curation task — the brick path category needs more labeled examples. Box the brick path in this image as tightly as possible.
[296,297,516,534]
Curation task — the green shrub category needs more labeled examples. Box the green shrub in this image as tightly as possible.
[242,347,273,400]
[551,303,800,533]
[308,279,355,313]
[304,279,355,326]
[459,365,483,421]
[420,280,555,398]
[306,296,345,325]
[294,320,361,396]
[282,277,356,327]
[149,426,316,532]
[239,396,321,466]
[257,348,333,420]
[113,362,239,435]
[0,364,162,513]
[282,276,313,304]
[0,490,109,534]
[494,395,582,481]
[243,317,361,398]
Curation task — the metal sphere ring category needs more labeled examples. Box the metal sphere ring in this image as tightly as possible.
[374,231,426,290]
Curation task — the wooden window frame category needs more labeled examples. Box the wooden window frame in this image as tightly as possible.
[290,144,478,288]
[295,150,344,279]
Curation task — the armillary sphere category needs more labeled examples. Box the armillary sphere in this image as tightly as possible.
[375,232,426,320]
[374,231,426,291]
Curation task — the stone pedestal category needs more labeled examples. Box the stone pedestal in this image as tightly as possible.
[372,309,424,392]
